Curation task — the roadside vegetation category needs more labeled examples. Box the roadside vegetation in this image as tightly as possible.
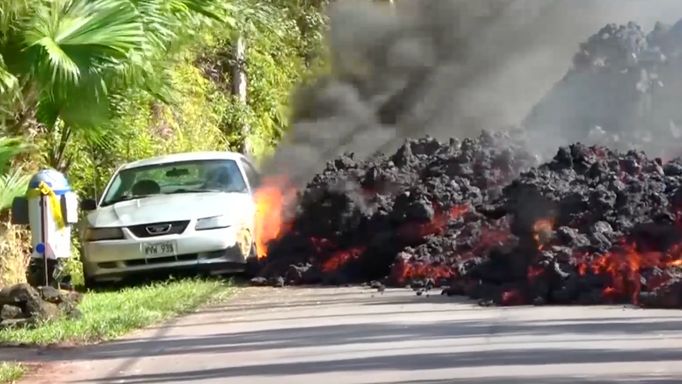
[0,362,24,384]
[0,278,234,346]
[0,0,329,284]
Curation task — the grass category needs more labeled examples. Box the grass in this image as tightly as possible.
[0,362,25,384]
[0,278,234,346]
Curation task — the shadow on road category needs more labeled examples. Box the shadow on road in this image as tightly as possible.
[78,346,682,383]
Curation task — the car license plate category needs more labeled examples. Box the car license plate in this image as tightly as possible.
[142,241,176,257]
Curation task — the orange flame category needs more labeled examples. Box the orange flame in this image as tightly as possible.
[532,218,554,249]
[254,176,296,259]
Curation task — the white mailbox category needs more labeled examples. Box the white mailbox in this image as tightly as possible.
[13,169,79,287]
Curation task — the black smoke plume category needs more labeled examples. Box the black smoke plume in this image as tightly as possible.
[260,0,682,185]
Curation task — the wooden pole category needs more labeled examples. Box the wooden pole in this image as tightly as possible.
[232,34,253,156]
[40,194,48,287]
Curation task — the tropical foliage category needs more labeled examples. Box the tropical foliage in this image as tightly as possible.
[0,0,330,284]
[0,137,33,211]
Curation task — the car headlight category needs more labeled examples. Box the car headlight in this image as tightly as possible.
[85,227,124,241]
[195,215,232,231]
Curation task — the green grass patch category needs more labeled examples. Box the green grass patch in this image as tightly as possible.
[0,362,25,384]
[0,278,234,346]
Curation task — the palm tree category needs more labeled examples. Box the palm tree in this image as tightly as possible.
[0,0,228,169]
[0,0,146,166]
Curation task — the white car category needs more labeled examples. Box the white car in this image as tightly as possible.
[79,151,261,287]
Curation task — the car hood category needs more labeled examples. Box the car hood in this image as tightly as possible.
[87,193,253,227]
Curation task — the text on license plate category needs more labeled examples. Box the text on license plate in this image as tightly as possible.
[143,242,176,257]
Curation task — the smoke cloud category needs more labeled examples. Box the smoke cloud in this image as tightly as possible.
[261,0,682,185]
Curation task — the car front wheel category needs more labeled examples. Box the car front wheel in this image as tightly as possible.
[244,242,262,277]
[81,263,102,291]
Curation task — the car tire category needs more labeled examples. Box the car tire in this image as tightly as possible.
[244,242,261,278]
[81,262,102,291]
[83,276,100,291]
[234,229,260,278]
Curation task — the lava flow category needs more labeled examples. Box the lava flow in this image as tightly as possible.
[250,131,682,310]
[246,17,682,310]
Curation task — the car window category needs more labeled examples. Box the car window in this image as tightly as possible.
[239,159,261,190]
[101,159,248,206]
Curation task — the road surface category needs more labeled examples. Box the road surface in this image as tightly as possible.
[4,286,682,383]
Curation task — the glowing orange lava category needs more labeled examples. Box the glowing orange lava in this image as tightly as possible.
[571,242,680,304]
[669,259,682,267]
[398,204,469,240]
[322,247,366,273]
[527,265,544,281]
[501,289,524,306]
[254,176,296,259]
[532,218,554,249]
[390,258,455,285]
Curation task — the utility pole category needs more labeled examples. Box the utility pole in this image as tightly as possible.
[232,35,247,104]
[232,34,252,156]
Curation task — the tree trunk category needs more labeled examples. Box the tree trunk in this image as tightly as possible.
[232,34,252,156]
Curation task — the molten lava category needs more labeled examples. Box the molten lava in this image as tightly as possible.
[322,247,366,273]
[390,258,455,286]
[501,289,524,306]
[398,204,469,241]
[254,176,295,259]
[252,132,682,309]
[532,218,554,249]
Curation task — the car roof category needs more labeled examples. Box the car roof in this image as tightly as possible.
[120,151,248,170]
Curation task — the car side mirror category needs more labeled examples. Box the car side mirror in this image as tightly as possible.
[81,198,97,211]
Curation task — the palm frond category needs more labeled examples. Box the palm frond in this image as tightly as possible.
[34,97,60,129]
[0,168,31,211]
[24,0,145,87]
[173,0,225,22]
[0,55,19,95]
[34,70,112,134]
[0,136,34,174]
[130,0,179,53]
[78,121,122,150]
[0,0,33,38]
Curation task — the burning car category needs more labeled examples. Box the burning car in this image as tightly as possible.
[79,151,262,287]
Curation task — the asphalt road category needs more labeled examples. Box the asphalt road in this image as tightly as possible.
[5,286,682,384]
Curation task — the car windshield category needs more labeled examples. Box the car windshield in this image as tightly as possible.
[100,159,248,206]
